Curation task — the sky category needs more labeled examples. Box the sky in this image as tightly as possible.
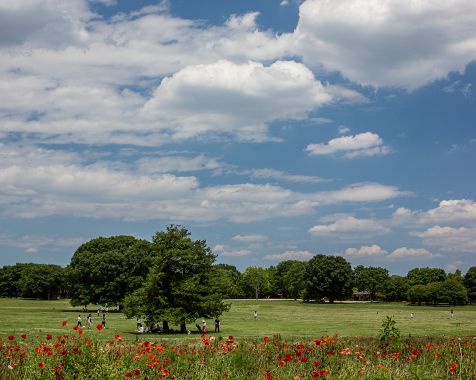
[0,0,475,275]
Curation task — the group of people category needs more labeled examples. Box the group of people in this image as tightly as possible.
[76,308,107,329]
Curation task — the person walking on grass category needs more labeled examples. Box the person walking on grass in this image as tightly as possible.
[77,315,82,327]
[87,313,92,329]
[214,318,220,333]
[253,310,258,320]
[102,312,107,328]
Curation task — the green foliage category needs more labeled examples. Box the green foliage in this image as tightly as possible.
[353,265,389,301]
[282,261,307,300]
[407,267,446,286]
[379,316,400,341]
[241,266,269,299]
[67,236,153,307]
[304,254,353,303]
[123,225,230,331]
[463,266,476,303]
[407,279,468,306]
[211,264,244,299]
[383,275,409,301]
[0,263,65,299]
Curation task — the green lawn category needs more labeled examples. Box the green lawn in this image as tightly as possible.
[1,298,475,343]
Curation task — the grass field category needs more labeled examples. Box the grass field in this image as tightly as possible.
[1,298,475,342]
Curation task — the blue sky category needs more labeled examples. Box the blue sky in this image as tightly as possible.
[0,0,475,275]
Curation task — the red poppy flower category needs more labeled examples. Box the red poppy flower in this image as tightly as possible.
[125,372,133,378]
[20,334,27,339]
[449,363,457,374]
[278,360,285,367]
[46,334,52,340]
[7,335,14,341]
[38,362,46,367]
[96,324,103,331]
[133,369,141,376]
[311,370,331,378]
[61,321,67,327]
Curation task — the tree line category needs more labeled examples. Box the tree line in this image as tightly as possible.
[1,226,476,327]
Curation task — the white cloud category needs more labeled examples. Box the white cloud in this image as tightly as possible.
[264,250,313,261]
[142,60,338,142]
[0,144,404,222]
[306,132,390,158]
[220,249,252,257]
[136,155,222,174]
[391,199,476,227]
[312,183,404,204]
[0,234,86,253]
[338,126,350,134]
[309,216,389,238]
[247,168,326,184]
[387,247,436,260]
[412,225,476,253]
[418,199,476,224]
[344,244,386,257]
[293,0,476,88]
[445,260,464,273]
[0,0,91,48]
[232,234,268,242]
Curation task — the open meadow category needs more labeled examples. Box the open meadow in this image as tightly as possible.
[1,299,475,379]
[1,298,475,340]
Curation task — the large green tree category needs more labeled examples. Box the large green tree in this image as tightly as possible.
[283,261,307,300]
[67,236,153,307]
[353,265,389,301]
[304,254,353,303]
[407,267,446,286]
[241,266,269,300]
[123,226,229,332]
[383,275,409,301]
[0,263,65,299]
[463,266,476,303]
[18,264,65,299]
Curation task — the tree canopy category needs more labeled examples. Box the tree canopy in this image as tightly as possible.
[67,235,153,307]
[123,225,229,332]
[304,254,353,303]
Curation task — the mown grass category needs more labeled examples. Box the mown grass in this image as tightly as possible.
[1,298,475,343]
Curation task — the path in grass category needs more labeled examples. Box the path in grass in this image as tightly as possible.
[1,298,475,342]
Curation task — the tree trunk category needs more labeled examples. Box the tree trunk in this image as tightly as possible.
[180,321,187,333]
[255,287,258,300]
[162,321,169,333]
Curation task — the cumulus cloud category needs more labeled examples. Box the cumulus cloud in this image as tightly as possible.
[142,60,339,142]
[412,225,476,253]
[293,0,476,88]
[264,250,313,261]
[0,0,91,48]
[232,234,268,242]
[306,132,390,158]
[387,247,436,260]
[344,244,387,257]
[392,199,476,227]
[309,216,389,238]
